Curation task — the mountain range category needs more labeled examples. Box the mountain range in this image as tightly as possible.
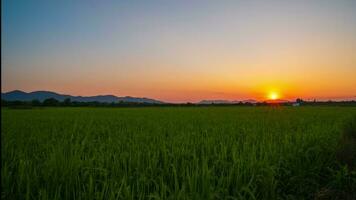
[1,90,295,104]
[198,99,258,104]
[1,90,164,104]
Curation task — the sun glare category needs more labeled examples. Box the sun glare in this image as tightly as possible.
[268,92,279,100]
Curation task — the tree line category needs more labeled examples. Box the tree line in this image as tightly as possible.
[1,98,356,108]
[1,98,163,108]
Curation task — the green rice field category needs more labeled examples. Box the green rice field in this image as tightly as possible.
[1,107,356,199]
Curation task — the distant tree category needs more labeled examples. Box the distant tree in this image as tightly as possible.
[1,99,8,106]
[296,98,304,104]
[31,99,41,106]
[43,98,59,106]
[63,98,71,106]
[13,100,24,106]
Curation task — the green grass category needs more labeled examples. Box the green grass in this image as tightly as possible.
[2,107,356,199]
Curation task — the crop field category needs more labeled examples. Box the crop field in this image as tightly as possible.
[1,107,356,199]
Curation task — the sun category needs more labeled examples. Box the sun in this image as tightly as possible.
[268,92,279,100]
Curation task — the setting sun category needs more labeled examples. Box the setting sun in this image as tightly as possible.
[268,92,279,100]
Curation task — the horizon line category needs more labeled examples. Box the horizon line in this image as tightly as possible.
[2,89,356,103]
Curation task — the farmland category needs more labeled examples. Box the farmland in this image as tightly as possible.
[1,106,356,199]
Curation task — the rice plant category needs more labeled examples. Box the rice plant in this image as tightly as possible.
[2,107,356,199]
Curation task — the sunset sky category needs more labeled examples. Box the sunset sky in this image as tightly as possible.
[2,0,356,102]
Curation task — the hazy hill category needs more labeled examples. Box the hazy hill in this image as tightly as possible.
[198,99,258,104]
[1,90,163,104]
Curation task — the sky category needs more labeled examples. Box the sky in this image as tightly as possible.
[2,0,356,103]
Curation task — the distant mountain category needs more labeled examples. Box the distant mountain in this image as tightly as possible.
[198,100,233,104]
[1,90,164,104]
[240,99,258,103]
[198,99,258,104]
